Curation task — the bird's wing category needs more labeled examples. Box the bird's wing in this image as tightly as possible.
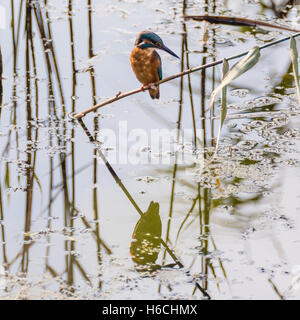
[155,51,162,80]
[157,55,162,80]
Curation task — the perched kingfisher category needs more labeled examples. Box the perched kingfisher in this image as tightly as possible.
[130,31,179,99]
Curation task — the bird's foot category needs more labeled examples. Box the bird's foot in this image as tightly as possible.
[149,83,157,90]
[141,83,156,91]
[140,84,147,91]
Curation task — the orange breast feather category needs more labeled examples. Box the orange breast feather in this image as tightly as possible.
[130,48,161,85]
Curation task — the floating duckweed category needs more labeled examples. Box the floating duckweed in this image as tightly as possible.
[230,88,249,98]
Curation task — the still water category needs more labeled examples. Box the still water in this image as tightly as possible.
[1,0,300,299]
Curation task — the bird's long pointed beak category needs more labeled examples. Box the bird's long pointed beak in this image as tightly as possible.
[161,44,180,59]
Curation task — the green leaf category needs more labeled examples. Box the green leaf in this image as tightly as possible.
[5,162,10,203]
[208,46,260,111]
[290,36,300,104]
[33,172,43,194]
[221,59,229,126]
[207,59,230,165]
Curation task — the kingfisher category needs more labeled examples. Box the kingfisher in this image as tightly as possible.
[130,31,179,99]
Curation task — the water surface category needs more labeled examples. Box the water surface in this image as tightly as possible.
[1,0,300,299]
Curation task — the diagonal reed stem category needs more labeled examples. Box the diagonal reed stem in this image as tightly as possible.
[73,31,300,119]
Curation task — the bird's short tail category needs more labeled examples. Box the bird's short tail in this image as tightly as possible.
[149,86,160,99]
